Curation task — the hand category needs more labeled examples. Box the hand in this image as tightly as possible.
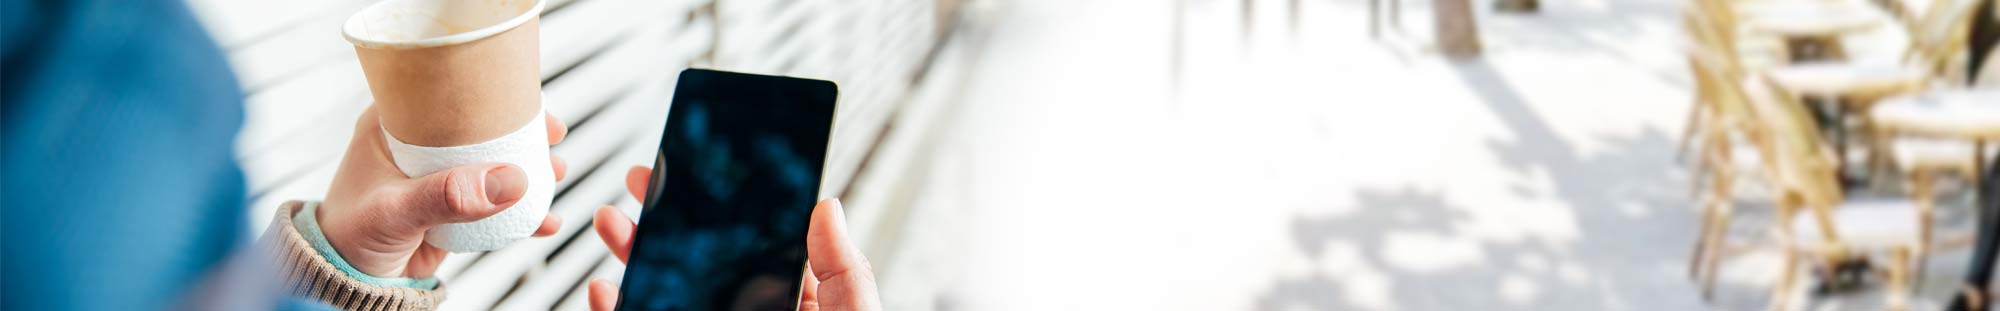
[586,166,882,311]
[315,106,570,278]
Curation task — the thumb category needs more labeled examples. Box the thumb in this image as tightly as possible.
[399,163,527,226]
[805,198,881,310]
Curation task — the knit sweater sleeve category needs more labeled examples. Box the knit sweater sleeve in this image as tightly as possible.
[260,201,447,310]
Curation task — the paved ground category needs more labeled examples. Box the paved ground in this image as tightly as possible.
[857,0,1987,309]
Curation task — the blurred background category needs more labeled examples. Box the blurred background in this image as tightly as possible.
[176,0,1998,309]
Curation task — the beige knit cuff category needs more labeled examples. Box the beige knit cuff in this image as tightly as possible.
[261,201,448,310]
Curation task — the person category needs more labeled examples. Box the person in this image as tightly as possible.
[1943,6,1999,310]
[0,0,881,309]
[1967,0,1997,84]
[1947,154,2000,311]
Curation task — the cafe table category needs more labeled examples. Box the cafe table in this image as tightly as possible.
[1742,6,1888,62]
[1870,89,2000,306]
[1764,62,1930,183]
[1872,90,2000,159]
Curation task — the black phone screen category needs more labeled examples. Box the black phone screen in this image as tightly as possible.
[616,69,837,311]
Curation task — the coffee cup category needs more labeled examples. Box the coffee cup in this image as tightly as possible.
[343,0,554,253]
[345,0,544,146]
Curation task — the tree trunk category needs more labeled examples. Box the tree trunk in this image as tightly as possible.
[1434,0,1483,57]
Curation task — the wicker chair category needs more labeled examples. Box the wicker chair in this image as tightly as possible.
[1750,71,1941,311]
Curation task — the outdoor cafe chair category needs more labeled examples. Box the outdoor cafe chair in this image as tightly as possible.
[1680,0,1791,163]
[1750,72,1942,311]
[1686,45,1787,301]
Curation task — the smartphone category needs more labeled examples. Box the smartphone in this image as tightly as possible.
[616,69,838,311]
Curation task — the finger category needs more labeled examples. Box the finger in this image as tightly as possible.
[353,106,382,141]
[799,263,821,311]
[588,279,618,311]
[807,198,868,280]
[533,214,561,237]
[545,113,568,145]
[552,154,568,182]
[804,198,881,310]
[344,106,401,179]
[594,206,635,263]
[401,163,526,226]
[625,166,651,202]
[402,244,448,278]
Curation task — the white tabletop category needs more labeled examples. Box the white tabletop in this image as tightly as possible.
[1765,61,1929,97]
[1743,7,1888,37]
[1736,0,1877,18]
[1871,90,2000,138]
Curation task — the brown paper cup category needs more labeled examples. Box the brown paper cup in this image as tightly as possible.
[344,0,545,147]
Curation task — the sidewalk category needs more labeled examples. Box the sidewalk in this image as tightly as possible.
[860,0,1978,309]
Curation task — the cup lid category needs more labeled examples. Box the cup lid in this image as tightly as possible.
[342,0,545,49]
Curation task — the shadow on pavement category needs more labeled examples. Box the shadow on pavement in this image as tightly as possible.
[1256,58,1696,310]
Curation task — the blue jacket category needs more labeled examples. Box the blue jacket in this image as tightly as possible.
[3,0,329,309]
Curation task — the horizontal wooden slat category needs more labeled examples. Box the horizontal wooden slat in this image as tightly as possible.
[715,0,822,66]
[187,0,363,48]
[544,23,711,123]
[540,0,708,77]
[234,60,368,155]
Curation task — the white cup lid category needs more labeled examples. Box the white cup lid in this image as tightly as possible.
[342,0,545,49]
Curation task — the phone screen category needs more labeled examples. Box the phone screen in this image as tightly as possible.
[616,69,837,311]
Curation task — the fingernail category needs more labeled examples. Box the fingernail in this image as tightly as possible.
[486,165,527,205]
[825,198,846,224]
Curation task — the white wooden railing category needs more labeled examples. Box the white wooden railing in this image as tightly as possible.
[186,0,948,308]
